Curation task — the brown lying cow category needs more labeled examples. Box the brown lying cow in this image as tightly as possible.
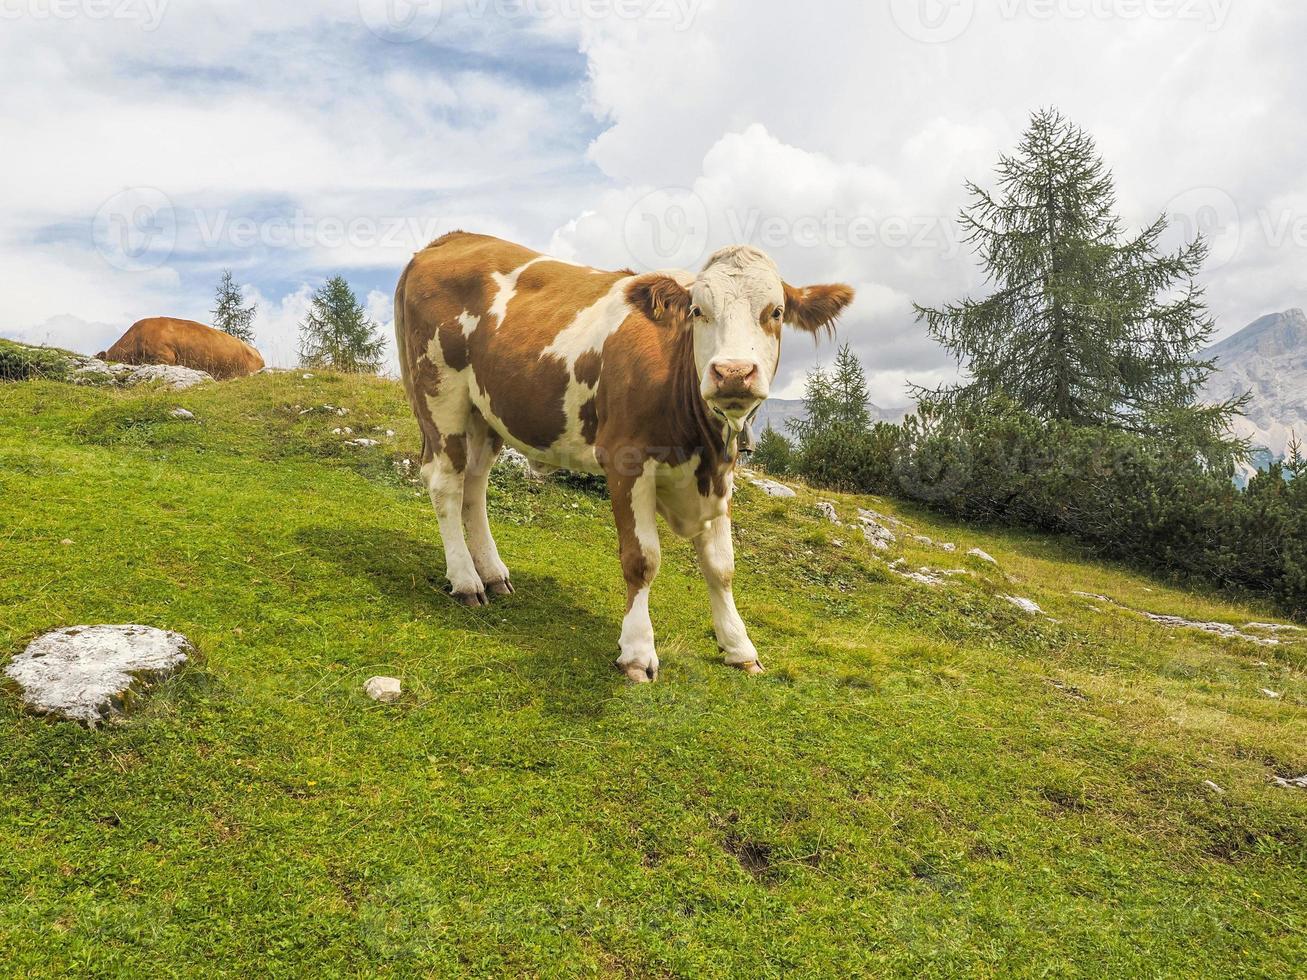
[98,317,264,380]
[396,231,854,681]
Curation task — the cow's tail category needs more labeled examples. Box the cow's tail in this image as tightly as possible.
[393,260,429,462]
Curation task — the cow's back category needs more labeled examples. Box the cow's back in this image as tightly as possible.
[397,232,639,459]
[101,317,264,380]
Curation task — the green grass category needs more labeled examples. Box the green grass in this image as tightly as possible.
[1,372,1304,977]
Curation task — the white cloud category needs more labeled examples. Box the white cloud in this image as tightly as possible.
[3,0,1305,412]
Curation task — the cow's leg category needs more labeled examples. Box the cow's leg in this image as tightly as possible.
[609,461,661,682]
[461,414,512,596]
[693,515,763,674]
[422,430,487,607]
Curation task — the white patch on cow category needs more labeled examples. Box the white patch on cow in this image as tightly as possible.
[487,257,551,328]
[656,457,730,538]
[540,277,636,369]
[458,310,480,337]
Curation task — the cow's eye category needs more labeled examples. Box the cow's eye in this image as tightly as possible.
[772,306,784,321]
[690,305,704,319]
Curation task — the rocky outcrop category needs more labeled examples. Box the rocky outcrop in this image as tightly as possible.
[4,625,192,725]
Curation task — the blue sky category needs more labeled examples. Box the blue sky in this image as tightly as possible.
[4,1,1305,402]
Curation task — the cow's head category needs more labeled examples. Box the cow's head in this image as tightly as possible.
[627,246,854,423]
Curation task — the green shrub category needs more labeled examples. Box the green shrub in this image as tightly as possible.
[0,339,70,381]
[751,425,794,475]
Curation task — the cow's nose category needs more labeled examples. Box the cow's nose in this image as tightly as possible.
[709,359,760,393]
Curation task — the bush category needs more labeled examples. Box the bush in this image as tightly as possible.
[0,339,70,381]
[887,403,1306,618]
[751,425,794,475]
[793,422,900,493]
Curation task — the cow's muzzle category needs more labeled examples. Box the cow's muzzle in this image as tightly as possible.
[706,359,765,416]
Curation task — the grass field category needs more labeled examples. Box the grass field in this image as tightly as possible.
[1,371,1304,977]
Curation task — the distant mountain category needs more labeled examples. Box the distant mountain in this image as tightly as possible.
[1204,308,1307,459]
[753,398,910,438]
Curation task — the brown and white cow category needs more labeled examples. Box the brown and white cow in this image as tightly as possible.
[396,231,853,681]
[98,317,265,380]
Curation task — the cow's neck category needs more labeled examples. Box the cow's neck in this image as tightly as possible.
[670,328,736,479]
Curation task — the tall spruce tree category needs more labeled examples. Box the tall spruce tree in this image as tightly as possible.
[211,270,257,343]
[914,107,1244,445]
[789,343,872,441]
[298,276,386,373]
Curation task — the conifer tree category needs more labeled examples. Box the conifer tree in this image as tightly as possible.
[297,276,386,374]
[211,270,257,344]
[914,107,1245,446]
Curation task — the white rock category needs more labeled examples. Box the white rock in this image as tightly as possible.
[346,438,380,448]
[913,535,934,546]
[1272,775,1307,790]
[857,507,901,527]
[939,542,957,553]
[861,521,895,551]
[1202,780,1225,795]
[967,548,998,564]
[1003,595,1044,615]
[385,430,395,437]
[1141,613,1279,647]
[816,502,840,523]
[899,570,945,586]
[126,364,213,390]
[4,625,191,726]
[1246,622,1303,633]
[169,407,195,420]
[750,478,796,498]
[1259,689,1282,699]
[364,676,402,703]
[302,373,314,379]
[60,538,73,546]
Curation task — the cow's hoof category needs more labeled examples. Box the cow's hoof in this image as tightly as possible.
[618,661,658,683]
[452,589,489,607]
[486,579,514,596]
[733,660,765,675]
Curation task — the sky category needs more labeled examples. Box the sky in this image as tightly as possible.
[3,0,1305,405]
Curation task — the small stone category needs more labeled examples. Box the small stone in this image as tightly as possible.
[346,438,380,448]
[967,548,998,564]
[364,676,402,703]
[336,407,349,416]
[816,502,840,523]
[169,407,195,420]
[385,430,396,437]
[939,542,957,553]
[60,538,73,546]
[913,535,934,546]
[1272,775,1307,790]
[4,625,191,726]
[302,373,314,379]
[1259,689,1281,699]
[1202,780,1225,795]
[831,539,844,549]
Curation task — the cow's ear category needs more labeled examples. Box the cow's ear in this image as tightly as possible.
[627,274,692,324]
[783,282,855,337]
